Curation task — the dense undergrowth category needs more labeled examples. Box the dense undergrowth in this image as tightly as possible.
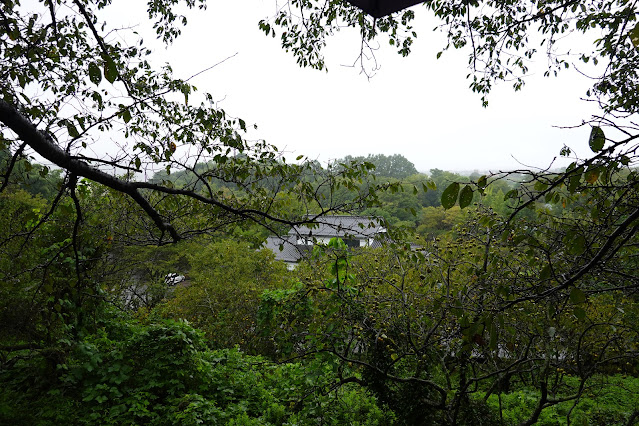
[0,315,395,425]
[2,310,637,425]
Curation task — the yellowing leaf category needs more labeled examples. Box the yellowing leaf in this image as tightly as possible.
[631,22,639,50]
[585,168,599,184]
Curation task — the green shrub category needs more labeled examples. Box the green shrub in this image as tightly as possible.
[1,317,394,425]
[481,375,639,425]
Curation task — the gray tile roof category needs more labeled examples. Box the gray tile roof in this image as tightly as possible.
[263,236,305,263]
[289,215,385,239]
[263,216,386,264]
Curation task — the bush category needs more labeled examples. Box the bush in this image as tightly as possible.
[153,239,290,352]
[1,317,394,425]
[482,375,639,425]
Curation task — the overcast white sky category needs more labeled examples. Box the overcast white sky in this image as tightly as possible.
[106,0,603,173]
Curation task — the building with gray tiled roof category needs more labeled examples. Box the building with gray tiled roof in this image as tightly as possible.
[263,215,386,269]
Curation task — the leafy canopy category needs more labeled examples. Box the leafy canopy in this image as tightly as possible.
[0,0,389,244]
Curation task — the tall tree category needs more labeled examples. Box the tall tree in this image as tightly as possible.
[0,0,392,391]
[339,153,419,179]
[257,2,639,423]
[0,0,382,246]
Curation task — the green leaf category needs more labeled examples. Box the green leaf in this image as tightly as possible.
[496,285,509,297]
[534,180,548,191]
[104,57,118,83]
[122,108,131,123]
[588,126,605,152]
[568,169,582,194]
[66,122,79,138]
[630,22,639,50]
[573,306,587,321]
[459,185,473,209]
[134,157,141,169]
[88,62,102,85]
[441,182,460,209]
[512,234,526,245]
[542,191,553,203]
[8,28,20,41]
[504,189,518,200]
[570,288,586,304]
[477,175,487,189]
[59,203,73,216]
[566,232,586,255]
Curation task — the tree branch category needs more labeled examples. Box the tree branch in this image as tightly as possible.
[0,99,179,242]
[0,141,26,193]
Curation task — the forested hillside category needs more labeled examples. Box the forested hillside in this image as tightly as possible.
[2,147,638,424]
[2,0,639,425]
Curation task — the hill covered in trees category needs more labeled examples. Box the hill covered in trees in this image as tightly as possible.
[3,147,638,424]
